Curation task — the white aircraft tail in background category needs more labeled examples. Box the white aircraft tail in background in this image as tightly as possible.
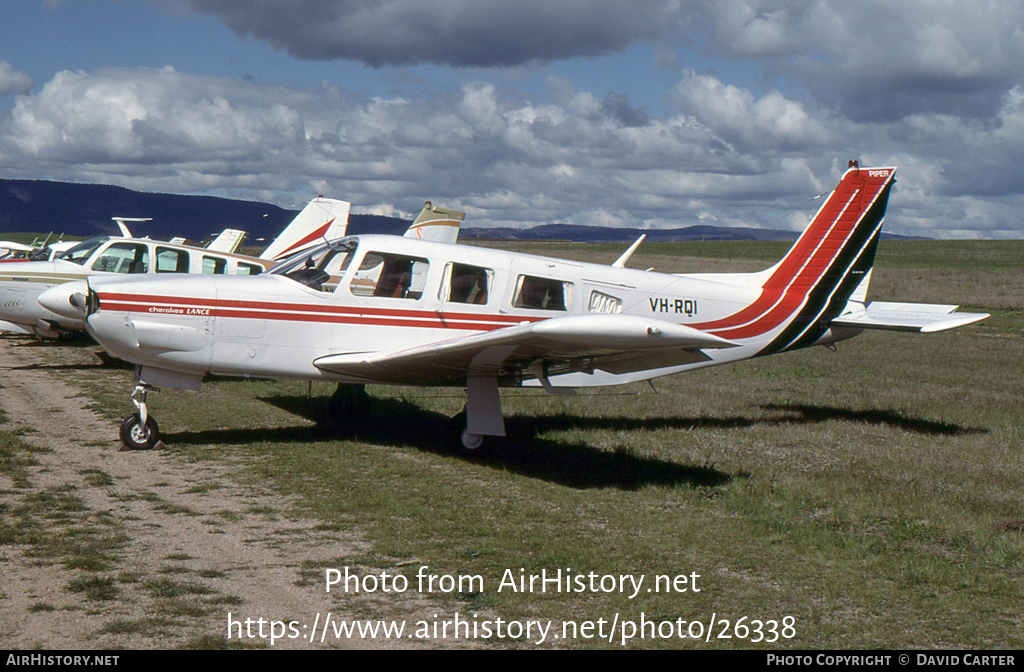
[403,202,464,244]
[258,197,351,262]
[205,229,247,254]
[112,217,151,238]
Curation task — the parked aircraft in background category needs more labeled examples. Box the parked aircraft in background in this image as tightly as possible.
[4,221,249,264]
[0,197,351,338]
[46,163,988,450]
[0,241,37,259]
[1,236,79,262]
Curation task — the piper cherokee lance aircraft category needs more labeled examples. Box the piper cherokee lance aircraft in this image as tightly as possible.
[42,163,988,450]
[0,197,352,339]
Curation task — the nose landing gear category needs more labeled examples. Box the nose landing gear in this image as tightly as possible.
[119,383,161,450]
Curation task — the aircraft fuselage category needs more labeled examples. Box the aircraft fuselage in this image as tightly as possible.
[82,234,771,389]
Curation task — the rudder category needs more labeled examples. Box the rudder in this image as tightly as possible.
[693,162,896,353]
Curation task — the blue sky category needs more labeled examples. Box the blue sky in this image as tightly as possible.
[2,0,1024,238]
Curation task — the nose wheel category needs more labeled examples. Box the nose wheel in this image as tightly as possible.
[120,383,161,450]
[119,413,160,450]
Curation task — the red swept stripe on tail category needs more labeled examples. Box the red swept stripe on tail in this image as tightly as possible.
[692,164,897,344]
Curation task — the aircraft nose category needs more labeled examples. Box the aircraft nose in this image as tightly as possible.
[38,281,90,319]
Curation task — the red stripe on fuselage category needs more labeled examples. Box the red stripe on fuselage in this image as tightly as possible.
[97,292,541,332]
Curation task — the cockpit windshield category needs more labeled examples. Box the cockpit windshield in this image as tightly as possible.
[58,237,108,265]
[270,237,359,292]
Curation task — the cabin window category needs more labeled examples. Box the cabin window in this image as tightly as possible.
[350,252,429,300]
[269,239,359,292]
[588,290,622,314]
[446,263,491,305]
[156,247,190,273]
[237,262,263,276]
[283,249,353,292]
[60,238,106,265]
[513,275,573,311]
[202,256,227,274]
[322,250,354,292]
[91,243,149,274]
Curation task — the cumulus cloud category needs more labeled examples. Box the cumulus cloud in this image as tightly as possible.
[4,67,317,168]
[160,0,1024,126]
[672,70,831,150]
[600,92,650,128]
[3,64,1024,238]
[178,0,682,67]
[0,62,33,96]
[695,0,1024,122]
[0,66,814,228]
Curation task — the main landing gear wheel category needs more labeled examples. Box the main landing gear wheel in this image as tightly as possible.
[119,413,160,451]
[328,383,372,415]
[460,429,484,450]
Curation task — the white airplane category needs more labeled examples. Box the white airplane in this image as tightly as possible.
[0,241,37,259]
[4,224,242,264]
[0,197,351,338]
[42,163,988,450]
[1,235,77,261]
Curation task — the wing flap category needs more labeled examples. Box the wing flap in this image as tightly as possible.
[831,301,989,333]
[313,313,737,385]
[590,348,713,375]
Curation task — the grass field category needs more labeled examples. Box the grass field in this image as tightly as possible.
[12,239,1024,648]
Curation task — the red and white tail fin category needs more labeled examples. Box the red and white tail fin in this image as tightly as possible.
[259,197,351,262]
[694,163,897,352]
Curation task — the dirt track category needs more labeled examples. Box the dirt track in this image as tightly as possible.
[0,336,444,649]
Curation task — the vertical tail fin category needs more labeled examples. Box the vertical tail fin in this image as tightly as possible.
[259,197,351,261]
[696,163,896,352]
[763,163,894,296]
[404,201,464,244]
[205,229,247,253]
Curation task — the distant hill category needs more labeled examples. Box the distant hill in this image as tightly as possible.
[0,178,922,245]
[0,179,297,242]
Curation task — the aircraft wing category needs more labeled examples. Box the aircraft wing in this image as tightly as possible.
[830,301,990,333]
[0,241,35,253]
[313,314,738,386]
